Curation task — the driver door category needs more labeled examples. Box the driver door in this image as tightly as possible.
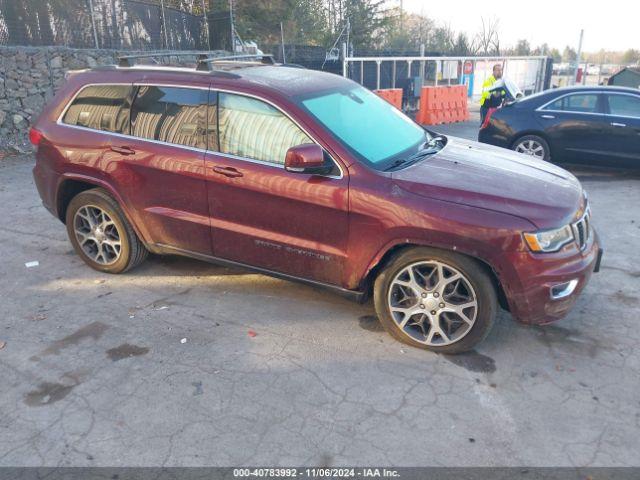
[204,90,349,286]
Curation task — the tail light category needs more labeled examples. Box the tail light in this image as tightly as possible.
[480,107,498,130]
[29,127,43,146]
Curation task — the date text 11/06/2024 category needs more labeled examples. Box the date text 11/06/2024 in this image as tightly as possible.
[232,468,400,478]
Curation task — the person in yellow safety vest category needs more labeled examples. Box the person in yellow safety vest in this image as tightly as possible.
[480,64,506,124]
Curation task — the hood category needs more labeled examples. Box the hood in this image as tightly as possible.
[392,137,584,229]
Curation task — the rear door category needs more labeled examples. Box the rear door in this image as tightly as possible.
[109,84,212,255]
[204,90,349,286]
[603,92,640,166]
[535,92,609,162]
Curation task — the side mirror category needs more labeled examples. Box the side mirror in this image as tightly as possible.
[284,144,331,175]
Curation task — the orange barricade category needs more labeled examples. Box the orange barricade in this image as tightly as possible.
[417,85,469,125]
[374,88,403,110]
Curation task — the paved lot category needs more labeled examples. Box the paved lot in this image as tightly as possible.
[1,131,639,467]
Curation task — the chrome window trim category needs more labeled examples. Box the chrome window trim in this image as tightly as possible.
[536,90,640,119]
[131,83,344,178]
[56,82,344,180]
[536,91,602,115]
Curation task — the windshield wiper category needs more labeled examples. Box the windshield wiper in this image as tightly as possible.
[384,147,440,171]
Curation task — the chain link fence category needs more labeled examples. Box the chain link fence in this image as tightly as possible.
[0,0,208,51]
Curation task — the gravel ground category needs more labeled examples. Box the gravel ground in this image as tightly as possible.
[1,140,639,467]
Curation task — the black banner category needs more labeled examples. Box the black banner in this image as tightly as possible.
[0,468,638,480]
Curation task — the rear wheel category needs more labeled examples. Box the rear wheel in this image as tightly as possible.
[65,188,148,274]
[513,134,550,161]
[373,247,497,354]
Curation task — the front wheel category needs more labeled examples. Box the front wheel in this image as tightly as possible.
[373,248,497,354]
[512,134,550,161]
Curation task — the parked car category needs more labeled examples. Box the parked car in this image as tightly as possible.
[31,55,602,353]
[478,86,640,167]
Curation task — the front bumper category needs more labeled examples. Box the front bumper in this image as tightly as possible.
[502,229,602,325]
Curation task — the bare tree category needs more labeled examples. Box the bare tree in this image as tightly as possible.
[475,17,500,55]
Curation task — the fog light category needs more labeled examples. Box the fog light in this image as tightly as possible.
[550,279,579,300]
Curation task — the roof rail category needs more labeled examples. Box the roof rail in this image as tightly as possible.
[196,54,275,71]
[117,51,216,68]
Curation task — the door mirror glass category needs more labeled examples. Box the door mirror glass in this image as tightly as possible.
[284,144,330,174]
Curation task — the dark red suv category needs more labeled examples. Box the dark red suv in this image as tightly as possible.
[31,55,602,353]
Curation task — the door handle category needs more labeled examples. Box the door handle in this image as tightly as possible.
[110,145,135,155]
[540,114,556,119]
[610,122,627,128]
[212,165,243,178]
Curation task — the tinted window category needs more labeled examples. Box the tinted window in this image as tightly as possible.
[299,85,425,167]
[607,94,640,118]
[62,85,132,133]
[544,93,599,113]
[218,92,312,165]
[131,86,209,149]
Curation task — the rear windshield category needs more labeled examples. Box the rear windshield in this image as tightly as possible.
[296,85,426,170]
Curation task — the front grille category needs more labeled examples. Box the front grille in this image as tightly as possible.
[572,210,590,250]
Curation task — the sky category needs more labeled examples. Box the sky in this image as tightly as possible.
[400,0,639,52]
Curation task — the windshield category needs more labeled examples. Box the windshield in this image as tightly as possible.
[297,85,428,170]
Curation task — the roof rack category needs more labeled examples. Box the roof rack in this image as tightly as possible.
[117,51,218,68]
[116,51,277,73]
[196,54,275,71]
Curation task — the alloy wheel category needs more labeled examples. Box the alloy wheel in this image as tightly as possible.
[515,139,545,159]
[387,261,478,346]
[73,205,122,265]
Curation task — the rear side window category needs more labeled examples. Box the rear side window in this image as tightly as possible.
[218,92,312,165]
[607,94,640,118]
[62,85,133,134]
[544,93,599,113]
[131,86,209,149]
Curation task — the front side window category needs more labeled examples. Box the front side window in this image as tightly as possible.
[62,85,133,134]
[297,85,426,169]
[131,86,208,149]
[218,92,312,164]
[607,94,640,118]
[544,93,600,113]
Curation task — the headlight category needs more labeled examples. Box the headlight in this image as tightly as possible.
[523,225,574,253]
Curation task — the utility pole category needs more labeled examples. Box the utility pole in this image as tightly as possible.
[202,0,211,50]
[160,0,169,49]
[229,0,235,53]
[399,0,403,32]
[573,29,584,85]
[280,22,286,64]
[346,18,350,56]
[87,0,99,49]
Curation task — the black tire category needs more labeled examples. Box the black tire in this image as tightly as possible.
[373,247,497,354]
[512,134,551,161]
[65,188,148,274]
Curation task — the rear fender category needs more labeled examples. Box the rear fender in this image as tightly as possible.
[56,173,151,244]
